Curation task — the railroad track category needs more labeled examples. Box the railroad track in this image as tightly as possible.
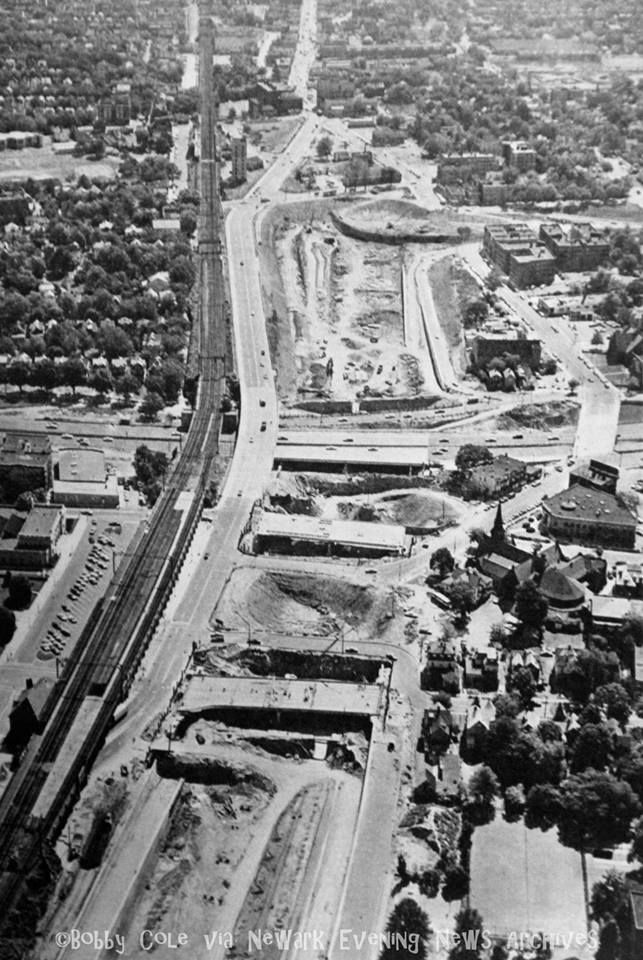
[0,6,227,950]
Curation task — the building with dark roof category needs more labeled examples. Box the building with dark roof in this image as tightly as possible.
[483,223,556,288]
[422,640,459,693]
[0,504,64,569]
[501,140,536,171]
[569,459,618,494]
[8,677,55,748]
[467,454,532,498]
[538,567,585,610]
[626,880,643,954]
[541,484,637,549]
[471,335,542,370]
[0,432,52,497]
[539,222,610,272]
[16,505,64,560]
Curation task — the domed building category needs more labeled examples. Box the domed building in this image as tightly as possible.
[538,566,585,611]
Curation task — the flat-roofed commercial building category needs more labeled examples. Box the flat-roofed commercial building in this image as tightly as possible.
[253,511,410,558]
[483,223,556,288]
[52,448,119,509]
[539,222,610,272]
[542,485,637,549]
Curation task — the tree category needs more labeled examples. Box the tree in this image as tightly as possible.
[525,783,563,831]
[442,864,469,902]
[8,574,32,610]
[595,682,632,728]
[61,358,87,396]
[630,816,643,866]
[316,135,333,159]
[179,211,197,237]
[468,765,499,806]
[455,444,493,472]
[30,359,59,395]
[168,255,194,289]
[430,547,455,579]
[140,391,165,422]
[557,770,641,851]
[463,299,489,328]
[449,907,485,960]
[114,372,140,403]
[590,870,634,960]
[8,361,31,394]
[503,785,524,822]
[0,606,17,646]
[486,266,503,291]
[552,648,620,702]
[515,580,548,629]
[449,581,476,624]
[380,898,431,960]
[507,665,538,708]
[89,368,114,398]
[570,722,613,772]
[568,377,580,394]
[159,359,184,404]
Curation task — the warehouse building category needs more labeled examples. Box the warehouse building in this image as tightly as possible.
[252,511,410,559]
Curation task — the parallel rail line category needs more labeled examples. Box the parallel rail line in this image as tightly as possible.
[0,7,226,951]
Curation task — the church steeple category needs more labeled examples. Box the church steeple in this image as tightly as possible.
[491,502,505,543]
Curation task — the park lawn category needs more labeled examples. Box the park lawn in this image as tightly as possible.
[469,816,592,958]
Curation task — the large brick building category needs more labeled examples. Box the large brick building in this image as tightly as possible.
[501,139,536,171]
[471,334,542,369]
[0,432,53,497]
[539,222,609,272]
[483,224,556,288]
[541,485,637,549]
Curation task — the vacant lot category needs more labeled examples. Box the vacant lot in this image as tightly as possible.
[470,817,591,958]
[0,142,118,182]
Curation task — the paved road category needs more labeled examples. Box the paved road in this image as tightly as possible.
[458,243,622,461]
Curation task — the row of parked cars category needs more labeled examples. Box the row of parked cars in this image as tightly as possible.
[37,524,118,661]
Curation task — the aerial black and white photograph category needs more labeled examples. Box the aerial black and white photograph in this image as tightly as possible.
[0,0,642,958]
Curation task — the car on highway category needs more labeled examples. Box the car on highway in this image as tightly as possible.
[512,434,523,439]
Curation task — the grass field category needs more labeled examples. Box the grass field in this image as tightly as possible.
[470,817,591,957]
[0,143,118,182]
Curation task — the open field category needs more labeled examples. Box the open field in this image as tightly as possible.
[0,142,119,182]
[470,817,590,959]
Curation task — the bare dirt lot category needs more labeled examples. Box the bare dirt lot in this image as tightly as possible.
[120,748,362,960]
[215,568,393,638]
[274,215,429,403]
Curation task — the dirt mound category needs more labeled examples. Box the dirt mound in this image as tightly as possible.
[381,491,458,528]
[496,399,579,430]
[217,568,383,636]
[345,198,436,223]
[270,572,376,625]
[157,754,277,792]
